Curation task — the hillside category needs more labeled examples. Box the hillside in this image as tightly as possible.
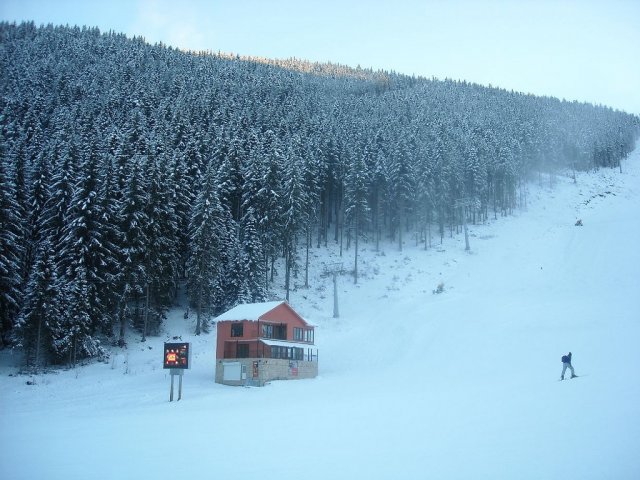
[2,22,639,366]
[2,142,639,479]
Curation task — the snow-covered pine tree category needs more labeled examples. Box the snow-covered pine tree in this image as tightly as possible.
[11,144,29,287]
[170,149,197,281]
[281,138,307,301]
[139,147,179,340]
[238,207,266,303]
[25,147,53,273]
[251,131,284,288]
[217,212,242,311]
[52,138,112,362]
[0,154,25,346]
[15,238,58,368]
[300,136,325,288]
[344,141,371,284]
[387,136,415,251]
[187,163,226,335]
[431,129,452,243]
[116,154,150,346]
[215,130,246,222]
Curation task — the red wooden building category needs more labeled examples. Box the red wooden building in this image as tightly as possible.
[214,301,318,386]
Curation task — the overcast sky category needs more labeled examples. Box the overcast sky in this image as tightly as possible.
[2,0,639,115]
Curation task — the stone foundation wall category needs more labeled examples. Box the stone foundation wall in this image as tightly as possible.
[215,358,318,386]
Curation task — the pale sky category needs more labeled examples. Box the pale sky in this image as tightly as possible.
[1,0,639,115]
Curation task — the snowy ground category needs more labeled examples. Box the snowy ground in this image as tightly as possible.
[2,147,640,480]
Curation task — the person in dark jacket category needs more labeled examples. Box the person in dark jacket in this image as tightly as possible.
[561,352,577,380]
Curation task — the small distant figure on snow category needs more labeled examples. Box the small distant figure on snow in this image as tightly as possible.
[575,219,583,226]
[560,352,577,380]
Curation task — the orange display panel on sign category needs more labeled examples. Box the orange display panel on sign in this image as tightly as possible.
[163,342,190,369]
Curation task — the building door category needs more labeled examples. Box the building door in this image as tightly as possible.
[223,362,242,381]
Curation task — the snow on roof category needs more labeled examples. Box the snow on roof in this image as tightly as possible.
[213,301,286,322]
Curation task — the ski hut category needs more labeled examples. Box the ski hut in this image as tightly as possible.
[214,301,318,386]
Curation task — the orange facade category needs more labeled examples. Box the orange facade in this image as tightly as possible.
[215,301,315,360]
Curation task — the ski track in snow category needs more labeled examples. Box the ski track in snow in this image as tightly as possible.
[2,147,640,480]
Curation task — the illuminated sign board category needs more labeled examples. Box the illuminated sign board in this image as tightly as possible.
[163,342,191,369]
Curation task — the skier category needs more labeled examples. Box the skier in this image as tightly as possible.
[560,352,577,380]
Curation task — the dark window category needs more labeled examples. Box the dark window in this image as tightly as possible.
[294,328,303,341]
[274,324,287,340]
[237,344,249,358]
[231,323,243,337]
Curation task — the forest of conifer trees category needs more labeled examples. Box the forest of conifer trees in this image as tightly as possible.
[1,22,638,368]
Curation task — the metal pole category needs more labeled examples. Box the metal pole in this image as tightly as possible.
[178,371,183,401]
[170,371,175,402]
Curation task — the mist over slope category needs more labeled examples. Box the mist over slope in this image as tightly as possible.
[2,145,639,479]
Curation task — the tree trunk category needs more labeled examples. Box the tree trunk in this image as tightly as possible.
[305,228,310,288]
[35,314,43,369]
[317,198,323,249]
[462,205,470,251]
[354,208,359,284]
[270,255,276,283]
[195,287,202,335]
[398,198,404,252]
[334,194,341,243]
[339,208,344,257]
[142,283,150,342]
[285,246,291,302]
[118,306,127,347]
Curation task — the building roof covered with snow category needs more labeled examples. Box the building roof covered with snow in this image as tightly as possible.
[213,300,315,326]
[213,300,286,322]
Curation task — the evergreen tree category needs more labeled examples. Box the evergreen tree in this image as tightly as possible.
[15,238,58,368]
[280,140,307,301]
[238,207,267,302]
[0,155,24,346]
[187,163,226,334]
[344,143,370,284]
[139,148,179,340]
[52,140,111,362]
[116,154,149,345]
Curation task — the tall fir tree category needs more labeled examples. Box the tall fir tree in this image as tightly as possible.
[187,163,226,334]
[0,154,25,346]
[15,238,58,368]
[238,207,266,303]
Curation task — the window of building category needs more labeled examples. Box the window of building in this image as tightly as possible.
[304,329,314,343]
[270,346,303,360]
[293,327,303,341]
[261,324,273,338]
[231,323,244,337]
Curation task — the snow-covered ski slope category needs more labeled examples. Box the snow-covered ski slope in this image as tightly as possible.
[2,146,639,480]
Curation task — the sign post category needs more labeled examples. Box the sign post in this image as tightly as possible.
[163,342,191,401]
